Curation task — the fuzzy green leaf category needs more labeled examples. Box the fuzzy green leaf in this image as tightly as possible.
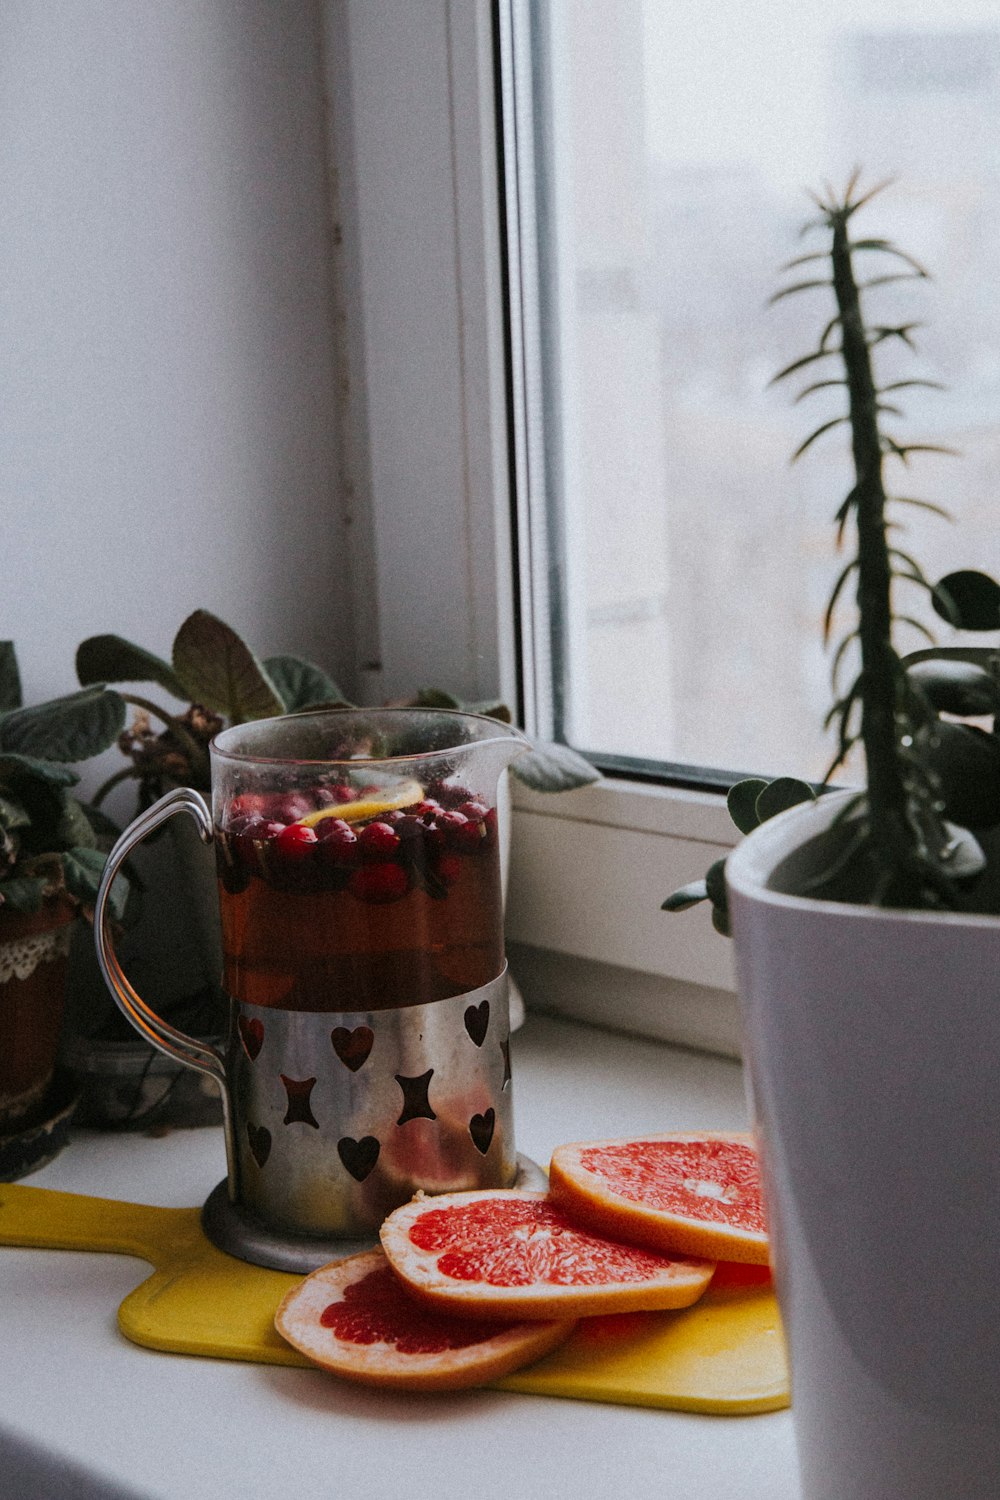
[0,874,49,912]
[755,778,817,825]
[57,796,98,850]
[510,740,600,792]
[76,635,190,700]
[0,795,30,831]
[465,700,513,724]
[408,687,462,710]
[172,611,284,725]
[0,685,126,763]
[0,753,79,788]
[0,644,22,712]
[263,655,344,713]
[726,778,769,834]
[61,846,127,920]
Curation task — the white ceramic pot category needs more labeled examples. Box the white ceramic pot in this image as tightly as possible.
[726,790,1000,1500]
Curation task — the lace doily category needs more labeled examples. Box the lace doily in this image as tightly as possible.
[0,925,72,984]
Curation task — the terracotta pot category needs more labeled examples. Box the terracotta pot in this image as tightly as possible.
[0,900,74,1133]
[727,790,1000,1499]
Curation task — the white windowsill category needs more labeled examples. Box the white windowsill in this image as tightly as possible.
[0,1012,796,1500]
[507,778,743,1057]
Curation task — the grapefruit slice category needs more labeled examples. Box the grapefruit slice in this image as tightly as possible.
[296,779,424,829]
[379,1189,714,1319]
[548,1132,769,1265]
[274,1248,575,1391]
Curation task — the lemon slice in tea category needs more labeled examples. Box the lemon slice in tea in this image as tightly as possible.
[296,778,424,828]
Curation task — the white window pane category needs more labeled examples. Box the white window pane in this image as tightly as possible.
[519,0,1000,781]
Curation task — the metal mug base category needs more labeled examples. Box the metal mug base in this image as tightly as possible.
[201,1152,549,1273]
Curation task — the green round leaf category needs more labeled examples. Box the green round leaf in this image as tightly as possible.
[932,570,1000,632]
[906,658,1000,717]
[755,777,817,825]
[726,778,769,834]
[928,722,1000,830]
[705,857,729,911]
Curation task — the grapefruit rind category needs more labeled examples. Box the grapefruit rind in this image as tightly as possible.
[548,1132,770,1267]
[274,1249,575,1392]
[379,1189,715,1320]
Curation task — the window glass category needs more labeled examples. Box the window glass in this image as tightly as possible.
[516,0,1000,783]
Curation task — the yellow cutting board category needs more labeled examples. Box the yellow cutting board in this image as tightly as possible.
[0,1183,788,1415]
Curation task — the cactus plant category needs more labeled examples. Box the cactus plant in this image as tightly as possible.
[666,176,1000,927]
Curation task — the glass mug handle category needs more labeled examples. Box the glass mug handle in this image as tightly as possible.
[93,787,235,1173]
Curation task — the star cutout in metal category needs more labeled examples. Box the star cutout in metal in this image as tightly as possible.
[501,1037,512,1090]
[280,1074,319,1128]
[395,1068,436,1126]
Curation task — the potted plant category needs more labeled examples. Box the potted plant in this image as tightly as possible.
[69,610,597,1126]
[670,178,1000,1498]
[0,643,127,1176]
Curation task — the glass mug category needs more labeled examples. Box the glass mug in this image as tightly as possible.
[94,708,532,1270]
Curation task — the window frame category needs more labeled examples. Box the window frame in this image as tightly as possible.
[321,0,740,1053]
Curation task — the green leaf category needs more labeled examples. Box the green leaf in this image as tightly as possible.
[172,611,284,725]
[510,740,601,792]
[465,700,513,724]
[263,655,344,713]
[661,879,708,912]
[0,753,79,788]
[711,904,731,937]
[0,795,30,831]
[705,857,729,912]
[0,643,22,712]
[931,571,1000,632]
[408,687,463,710]
[76,634,190,700]
[61,846,127,920]
[927,723,1000,831]
[755,778,817,824]
[905,659,1000,717]
[0,685,126,763]
[726,778,769,834]
[57,796,98,850]
[0,874,48,913]
[76,802,124,843]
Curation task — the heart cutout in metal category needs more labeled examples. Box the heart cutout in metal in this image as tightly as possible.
[238,1016,264,1062]
[337,1135,381,1183]
[464,999,490,1047]
[331,1024,374,1072]
[246,1122,272,1168]
[469,1108,495,1155]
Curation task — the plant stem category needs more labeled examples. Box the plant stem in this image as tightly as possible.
[121,693,209,780]
[829,211,922,902]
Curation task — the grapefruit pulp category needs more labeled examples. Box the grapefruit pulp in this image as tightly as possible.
[274,1248,575,1391]
[379,1188,714,1318]
[548,1133,769,1265]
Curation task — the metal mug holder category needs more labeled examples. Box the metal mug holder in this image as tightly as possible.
[94,786,540,1273]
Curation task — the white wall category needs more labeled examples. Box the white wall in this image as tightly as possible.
[2,1,353,751]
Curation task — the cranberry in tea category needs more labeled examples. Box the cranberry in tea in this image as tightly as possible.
[214,722,511,1012]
